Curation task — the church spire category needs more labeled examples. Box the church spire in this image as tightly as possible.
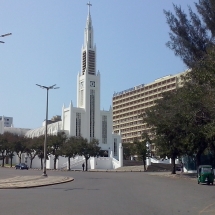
[85,1,93,48]
[82,2,96,75]
[86,2,92,29]
[87,1,92,16]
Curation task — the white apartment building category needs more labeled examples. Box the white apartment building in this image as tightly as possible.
[112,71,186,148]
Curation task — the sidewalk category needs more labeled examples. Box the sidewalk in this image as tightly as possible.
[89,165,146,172]
[114,165,198,180]
[0,175,74,189]
[89,166,198,182]
[148,172,197,180]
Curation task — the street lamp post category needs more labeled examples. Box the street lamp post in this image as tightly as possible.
[0,33,12,43]
[36,84,59,176]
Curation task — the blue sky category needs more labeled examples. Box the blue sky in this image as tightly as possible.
[1,0,195,129]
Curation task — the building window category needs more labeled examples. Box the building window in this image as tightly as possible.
[102,115,107,144]
[80,90,84,106]
[88,50,95,75]
[114,138,117,156]
[82,51,86,74]
[76,113,81,136]
[90,89,95,140]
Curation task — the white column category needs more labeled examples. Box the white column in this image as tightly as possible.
[175,158,179,164]
[90,157,96,169]
[146,157,151,166]
[146,141,151,165]
[69,101,73,136]
[62,104,65,130]
[67,160,69,170]
[0,116,4,134]
[0,120,3,134]
[56,158,59,169]
[110,151,113,158]
[119,143,123,167]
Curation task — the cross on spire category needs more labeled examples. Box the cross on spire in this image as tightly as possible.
[87,1,92,14]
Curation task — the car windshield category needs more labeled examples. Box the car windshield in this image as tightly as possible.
[202,168,212,173]
[20,163,26,165]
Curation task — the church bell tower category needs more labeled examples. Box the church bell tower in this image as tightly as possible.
[77,2,101,141]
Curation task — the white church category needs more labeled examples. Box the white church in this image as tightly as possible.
[0,3,123,170]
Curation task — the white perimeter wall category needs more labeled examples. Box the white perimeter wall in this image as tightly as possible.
[19,155,117,170]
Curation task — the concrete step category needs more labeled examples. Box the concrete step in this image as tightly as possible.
[116,165,145,171]
[146,163,180,172]
[123,160,143,166]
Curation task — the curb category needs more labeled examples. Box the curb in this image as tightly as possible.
[0,176,74,189]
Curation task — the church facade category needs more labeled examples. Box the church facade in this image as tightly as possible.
[23,5,122,169]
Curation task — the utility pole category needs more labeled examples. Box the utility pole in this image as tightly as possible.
[36,84,59,176]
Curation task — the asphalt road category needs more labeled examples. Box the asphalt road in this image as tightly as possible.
[0,168,215,215]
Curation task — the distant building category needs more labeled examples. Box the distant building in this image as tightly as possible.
[0,116,13,127]
[112,71,187,149]
[4,127,31,136]
[0,116,30,135]
[42,115,61,126]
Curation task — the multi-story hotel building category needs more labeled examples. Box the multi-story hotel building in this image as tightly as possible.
[112,71,187,148]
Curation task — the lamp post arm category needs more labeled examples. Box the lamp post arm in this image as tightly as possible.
[0,33,12,44]
[0,33,12,37]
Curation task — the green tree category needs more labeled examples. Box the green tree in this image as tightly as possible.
[183,83,215,167]
[34,135,45,169]
[133,134,151,171]
[195,0,215,37]
[164,0,215,68]
[61,136,80,170]
[77,138,100,171]
[143,90,187,174]
[3,132,17,167]
[7,142,15,167]
[14,135,26,163]
[0,132,23,167]
[25,137,39,168]
[0,133,7,167]
[144,81,215,171]
[48,132,67,170]
[122,142,135,160]
[142,0,215,173]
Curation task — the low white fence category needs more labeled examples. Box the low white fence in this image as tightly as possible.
[150,157,180,164]
[58,156,86,170]
[6,153,121,170]
[95,157,112,169]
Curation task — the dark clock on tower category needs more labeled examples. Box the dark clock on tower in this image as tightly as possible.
[90,81,95,87]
